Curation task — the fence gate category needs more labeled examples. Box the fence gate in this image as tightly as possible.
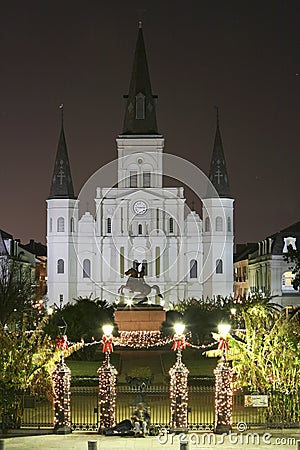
[71,387,99,431]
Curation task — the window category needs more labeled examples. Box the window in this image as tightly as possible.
[57,259,64,274]
[120,247,124,277]
[142,259,148,276]
[130,171,137,188]
[143,172,151,187]
[216,259,223,274]
[49,218,53,233]
[83,259,91,278]
[138,224,143,235]
[57,217,65,232]
[190,259,197,279]
[169,218,174,233]
[135,92,145,119]
[133,259,139,271]
[216,216,223,232]
[156,208,159,230]
[205,217,210,232]
[71,217,75,233]
[227,216,231,232]
[59,294,64,305]
[155,246,160,277]
[107,218,111,234]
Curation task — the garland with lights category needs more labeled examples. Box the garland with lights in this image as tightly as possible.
[52,354,72,434]
[98,355,118,433]
[214,355,234,434]
[169,350,189,429]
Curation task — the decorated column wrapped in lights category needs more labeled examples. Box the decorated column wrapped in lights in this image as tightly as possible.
[98,324,118,433]
[53,317,72,434]
[214,323,234,434]
[169,323,189,430]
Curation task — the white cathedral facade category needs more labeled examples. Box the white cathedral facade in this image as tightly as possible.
[46,25,234,306]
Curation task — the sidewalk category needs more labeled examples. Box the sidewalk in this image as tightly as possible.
[1,429,300,450]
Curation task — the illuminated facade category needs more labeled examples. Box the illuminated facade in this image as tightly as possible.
[46,25,234,306]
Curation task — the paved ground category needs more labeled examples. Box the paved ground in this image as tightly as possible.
[1,430,300,450]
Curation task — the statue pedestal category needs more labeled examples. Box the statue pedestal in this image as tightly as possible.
[115,305,166,331]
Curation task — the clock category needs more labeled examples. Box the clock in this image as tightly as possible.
[133,201,147,215]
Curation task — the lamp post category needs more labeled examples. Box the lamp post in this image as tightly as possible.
[169,323,189,432]
[214,323,233,435]
[52,317,72,435]
[98,324,118,433]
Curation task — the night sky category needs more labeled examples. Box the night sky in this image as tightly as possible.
[0,1,299,245]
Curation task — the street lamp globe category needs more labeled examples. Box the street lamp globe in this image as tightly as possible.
[174,322,185,336]
[102,324,114,337]
[218,323,231,337]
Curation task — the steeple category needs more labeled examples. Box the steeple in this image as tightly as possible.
[208,108,231,198]
[122,22,158,135]
[48,106,76,199]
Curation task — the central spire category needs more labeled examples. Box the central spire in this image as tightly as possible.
[122,23,158,135]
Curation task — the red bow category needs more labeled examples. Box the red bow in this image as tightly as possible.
[56,335,69,350]
[218,336,229,351]
[102,335,113,354]
[171,335,190,351]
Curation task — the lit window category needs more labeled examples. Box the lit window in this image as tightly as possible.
[83,259,91,278]
[130,171,138,188]
[216,259,223,274]
[190,259,197,278]
[57,259,64,274]
[57,217,65,232]
[169,218,174,233]
[216,216,223,232]
[205,217,210,232]
[143,172,151,187]
[135,92,145,119]
[107,218,111,234]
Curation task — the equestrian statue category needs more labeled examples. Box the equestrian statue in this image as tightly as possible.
[118,264,163,304]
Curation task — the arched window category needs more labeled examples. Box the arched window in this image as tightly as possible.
[83,259,91,278]
[136,92,145,119]
[216,259,223,274]
[155,246,160,277]
[190,259,197,278]
[107,218,111,234]
[57,259,64,274]
[142,259,148,276]
[49,218,53,233]
[57,217,65,232]
[216,216,223,232]
[205,217,210,232]
[169,218,174,233]
[227,216,231,232]
[71,217,75,233]
[138,224,143,235]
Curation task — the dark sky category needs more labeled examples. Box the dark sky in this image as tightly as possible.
[0,0,299,245]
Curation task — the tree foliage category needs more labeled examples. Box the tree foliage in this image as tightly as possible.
[284,245,300,291]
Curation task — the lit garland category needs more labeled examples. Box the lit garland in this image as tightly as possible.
[214,355,234,434]
[52,354,72,434]
[98,355,118,433]
[169,350,189,429]
[116,330,173,348]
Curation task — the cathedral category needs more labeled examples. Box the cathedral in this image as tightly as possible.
[46,24,234,306]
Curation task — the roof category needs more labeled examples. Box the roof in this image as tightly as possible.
[122,23,159,135]
[234,243,258,262]
[268,221,300,255]
[48,123,76,199]
[21,240,47,257]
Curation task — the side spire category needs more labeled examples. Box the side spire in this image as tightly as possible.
[208,108,231,198]
[122,23,158,135]
[48,105,76,199]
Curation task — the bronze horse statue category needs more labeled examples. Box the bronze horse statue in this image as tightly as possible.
[118,267,163,304]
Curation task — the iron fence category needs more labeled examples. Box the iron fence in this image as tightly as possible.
[1,385,297,431]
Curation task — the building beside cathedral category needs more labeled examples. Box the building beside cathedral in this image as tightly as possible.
[46,25,234,306]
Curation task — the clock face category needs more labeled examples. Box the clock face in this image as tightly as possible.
[133,201,147,215]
